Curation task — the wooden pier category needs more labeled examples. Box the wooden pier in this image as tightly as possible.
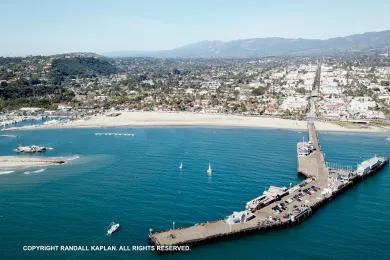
[148,122,388,251]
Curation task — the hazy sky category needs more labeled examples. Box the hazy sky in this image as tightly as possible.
[1,0,389,56]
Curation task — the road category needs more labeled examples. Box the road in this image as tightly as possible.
[307,62,321,119]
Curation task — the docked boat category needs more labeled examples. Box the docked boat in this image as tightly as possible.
[15,145,48,153]
[207,163,212,175]
[43,119,60,125]
[107,222,120,235]
[297,138,314,158]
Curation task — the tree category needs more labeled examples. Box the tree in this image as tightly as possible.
[252,86,267,96]
[296,87,307,95]
[0,97,5,111]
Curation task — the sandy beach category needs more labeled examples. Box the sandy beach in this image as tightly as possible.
[7,111,390,133]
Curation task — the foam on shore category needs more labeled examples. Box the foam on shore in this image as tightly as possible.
[23,168,46,175]
[0,170,15,175]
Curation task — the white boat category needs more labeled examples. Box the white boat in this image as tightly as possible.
[179,162,183,170]
[297,137,314,158]
[207,163,212,175]
[15,145,47,153]
[43,119,59,125]
[107,222,120,235]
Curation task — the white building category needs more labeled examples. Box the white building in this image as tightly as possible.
[280,96,308,112]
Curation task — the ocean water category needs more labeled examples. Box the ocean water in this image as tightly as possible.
[0,127,389,260]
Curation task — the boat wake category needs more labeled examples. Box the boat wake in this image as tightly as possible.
[0,170,15,175]
[95,132,135,137]
[65,155,80,161]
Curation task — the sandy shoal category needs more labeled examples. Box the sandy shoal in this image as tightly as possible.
[0,156,65,170]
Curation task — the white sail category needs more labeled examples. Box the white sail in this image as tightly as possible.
[207,163,212,175]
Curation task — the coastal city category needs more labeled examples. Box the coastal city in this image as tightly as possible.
[0,53,389,130]
[1,1,390,259]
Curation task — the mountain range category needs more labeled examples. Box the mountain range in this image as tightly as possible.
[105,30,390,58]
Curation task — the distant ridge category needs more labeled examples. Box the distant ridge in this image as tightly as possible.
[105,30,390,58]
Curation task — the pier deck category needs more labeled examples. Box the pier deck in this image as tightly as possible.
[297,121,328,181]
[149,122,387,249]
[150,179,327,247]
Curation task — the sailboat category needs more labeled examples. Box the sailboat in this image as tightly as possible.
[179,162,183,170]
[207,163,212,176]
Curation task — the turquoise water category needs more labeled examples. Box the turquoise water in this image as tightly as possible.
[0,128,389,260]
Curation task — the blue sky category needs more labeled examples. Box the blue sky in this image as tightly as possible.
[1,0,389,56]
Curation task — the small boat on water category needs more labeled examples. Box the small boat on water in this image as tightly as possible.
[179,162,183,170]
[107,222,120,235]
[43,119,60,125]
[207,163,212,176]
[15,145,48,153]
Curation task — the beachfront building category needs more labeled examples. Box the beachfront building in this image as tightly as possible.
[279,96,308,115]
[347,97,385,119]
[318,97,349,120]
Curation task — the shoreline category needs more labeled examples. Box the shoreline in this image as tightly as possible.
[4,111,390,133]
